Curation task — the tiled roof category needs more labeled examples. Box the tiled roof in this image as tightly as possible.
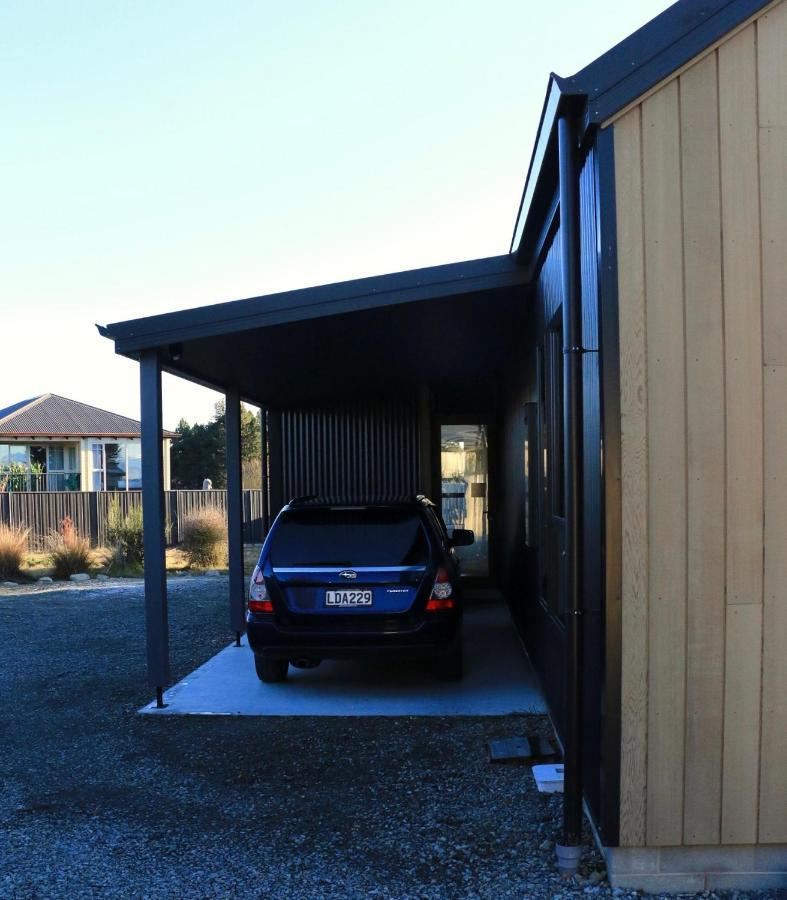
[0,394,176,438]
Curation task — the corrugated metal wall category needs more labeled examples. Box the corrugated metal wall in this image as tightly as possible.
[281,399,419,501]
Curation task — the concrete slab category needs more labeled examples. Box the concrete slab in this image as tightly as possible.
[140,601,546,717]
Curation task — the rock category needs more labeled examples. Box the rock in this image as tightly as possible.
[588,870,605,885]
[539,839,552,851]
[2,581,18,588]
[95,574,109,582]
[69,573,90,582]
[37,576,53,584]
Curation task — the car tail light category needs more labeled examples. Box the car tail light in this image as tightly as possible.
[249,568,273,613]
[426,567,455,611]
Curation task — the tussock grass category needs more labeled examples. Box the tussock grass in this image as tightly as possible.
[48,517,94,579]
[181,508,227,568]
[0,525,30,580]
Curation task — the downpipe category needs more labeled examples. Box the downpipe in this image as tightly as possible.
[556,110,585,878]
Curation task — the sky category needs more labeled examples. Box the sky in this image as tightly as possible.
[1,0,673,430]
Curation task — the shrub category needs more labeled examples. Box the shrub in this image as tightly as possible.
[48,517,94,579]
[0,525,29,580]
[181,507,227,568]
[106,499,144,568]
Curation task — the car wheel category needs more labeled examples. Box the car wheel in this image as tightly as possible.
[432,642,463,681]
[254,655,289,683]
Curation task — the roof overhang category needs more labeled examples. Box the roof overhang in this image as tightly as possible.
[100,255,530,408]
[509,0,775,266]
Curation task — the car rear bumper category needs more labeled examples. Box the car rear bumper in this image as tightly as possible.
[246,611,461,660]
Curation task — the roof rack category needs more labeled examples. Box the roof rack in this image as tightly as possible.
[286,494,434,508]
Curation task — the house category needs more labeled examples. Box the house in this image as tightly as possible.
[0,394,174,491]
[100,0,787,890]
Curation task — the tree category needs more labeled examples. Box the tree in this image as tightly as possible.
[170,403,262,489]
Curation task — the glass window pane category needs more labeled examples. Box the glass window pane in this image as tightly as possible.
[126,443,142,489]
[66,446,78,471]
[0,445,9,466]
[9,445,28,466]
[92,444,103,470]
[271,509,428,567]
[47,446,64,471]
[105,443,126,491]
[92,471,103,491]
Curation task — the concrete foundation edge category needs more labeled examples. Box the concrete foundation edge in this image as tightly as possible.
[602,843,787,892]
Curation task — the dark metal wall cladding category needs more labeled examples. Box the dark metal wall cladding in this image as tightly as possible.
[281,399,420,501]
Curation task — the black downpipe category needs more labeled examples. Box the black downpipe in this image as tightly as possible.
[556,111,585,874]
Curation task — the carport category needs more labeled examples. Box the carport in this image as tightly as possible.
[99,254,531,701]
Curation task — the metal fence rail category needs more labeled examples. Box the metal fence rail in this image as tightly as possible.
[0,490,265,551]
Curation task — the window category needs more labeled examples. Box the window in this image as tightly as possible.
[271,508,429,568]
[90,441,141,491]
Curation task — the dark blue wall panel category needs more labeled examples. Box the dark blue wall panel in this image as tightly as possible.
[281,399,419,501]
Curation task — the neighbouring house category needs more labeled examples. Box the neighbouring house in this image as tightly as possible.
[0,394,175,492]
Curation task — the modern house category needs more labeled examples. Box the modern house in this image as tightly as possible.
[100,0,787,891]
[0,394,174,492]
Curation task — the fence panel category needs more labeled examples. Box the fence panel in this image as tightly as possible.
[0,489,263,551]
[8,492,93,551]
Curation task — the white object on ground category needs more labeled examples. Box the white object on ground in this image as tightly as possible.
[532,763,564,793]
[95,574,109,581]
[2,581,18,588]
[69,573,91,582]
[37,576,53,584]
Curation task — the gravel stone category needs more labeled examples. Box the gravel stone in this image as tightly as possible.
[68,573,90,582]
[0,577,782,899]
[37,576,54,584]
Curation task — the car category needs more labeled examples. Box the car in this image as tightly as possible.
[246,495,474,683]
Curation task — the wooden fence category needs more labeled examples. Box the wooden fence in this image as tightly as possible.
[0,490,265,551]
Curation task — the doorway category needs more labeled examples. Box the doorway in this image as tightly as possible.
[440,423,490,578]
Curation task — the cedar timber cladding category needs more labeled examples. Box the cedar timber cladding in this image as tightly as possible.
[613,0,787,848]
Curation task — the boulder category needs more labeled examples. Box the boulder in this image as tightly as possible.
[69,573,91,583]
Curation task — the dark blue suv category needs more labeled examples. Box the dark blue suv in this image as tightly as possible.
[246,496,473,683]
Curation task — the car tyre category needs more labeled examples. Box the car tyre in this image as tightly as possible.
[432,642,463,681]
[255,655,289,683]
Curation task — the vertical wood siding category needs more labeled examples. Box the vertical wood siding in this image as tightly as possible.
[614,1,787,847]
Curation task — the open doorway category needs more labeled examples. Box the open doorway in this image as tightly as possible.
[440,423,490,579]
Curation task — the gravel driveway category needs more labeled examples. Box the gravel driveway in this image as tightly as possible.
[0,578,782,899]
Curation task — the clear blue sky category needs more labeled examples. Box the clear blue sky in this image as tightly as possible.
[1,0,672,429]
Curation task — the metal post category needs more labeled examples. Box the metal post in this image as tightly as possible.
[417,385,432,497]
[267,408,284,518]
[260,408,270,536]
[556,110,585,876]
[140,350,169,705]
[225,387,245,645]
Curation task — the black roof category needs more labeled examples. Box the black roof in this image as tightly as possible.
[0,394,177,438]
[511,0,774,259]
[99,255,527,356]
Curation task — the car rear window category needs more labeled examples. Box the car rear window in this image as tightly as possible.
[270,508,429,567]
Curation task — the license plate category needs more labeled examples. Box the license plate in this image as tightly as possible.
[325,589,373,607]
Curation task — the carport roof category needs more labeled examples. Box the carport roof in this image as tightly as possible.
[100,255,527,356]
[99,254,529,407]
